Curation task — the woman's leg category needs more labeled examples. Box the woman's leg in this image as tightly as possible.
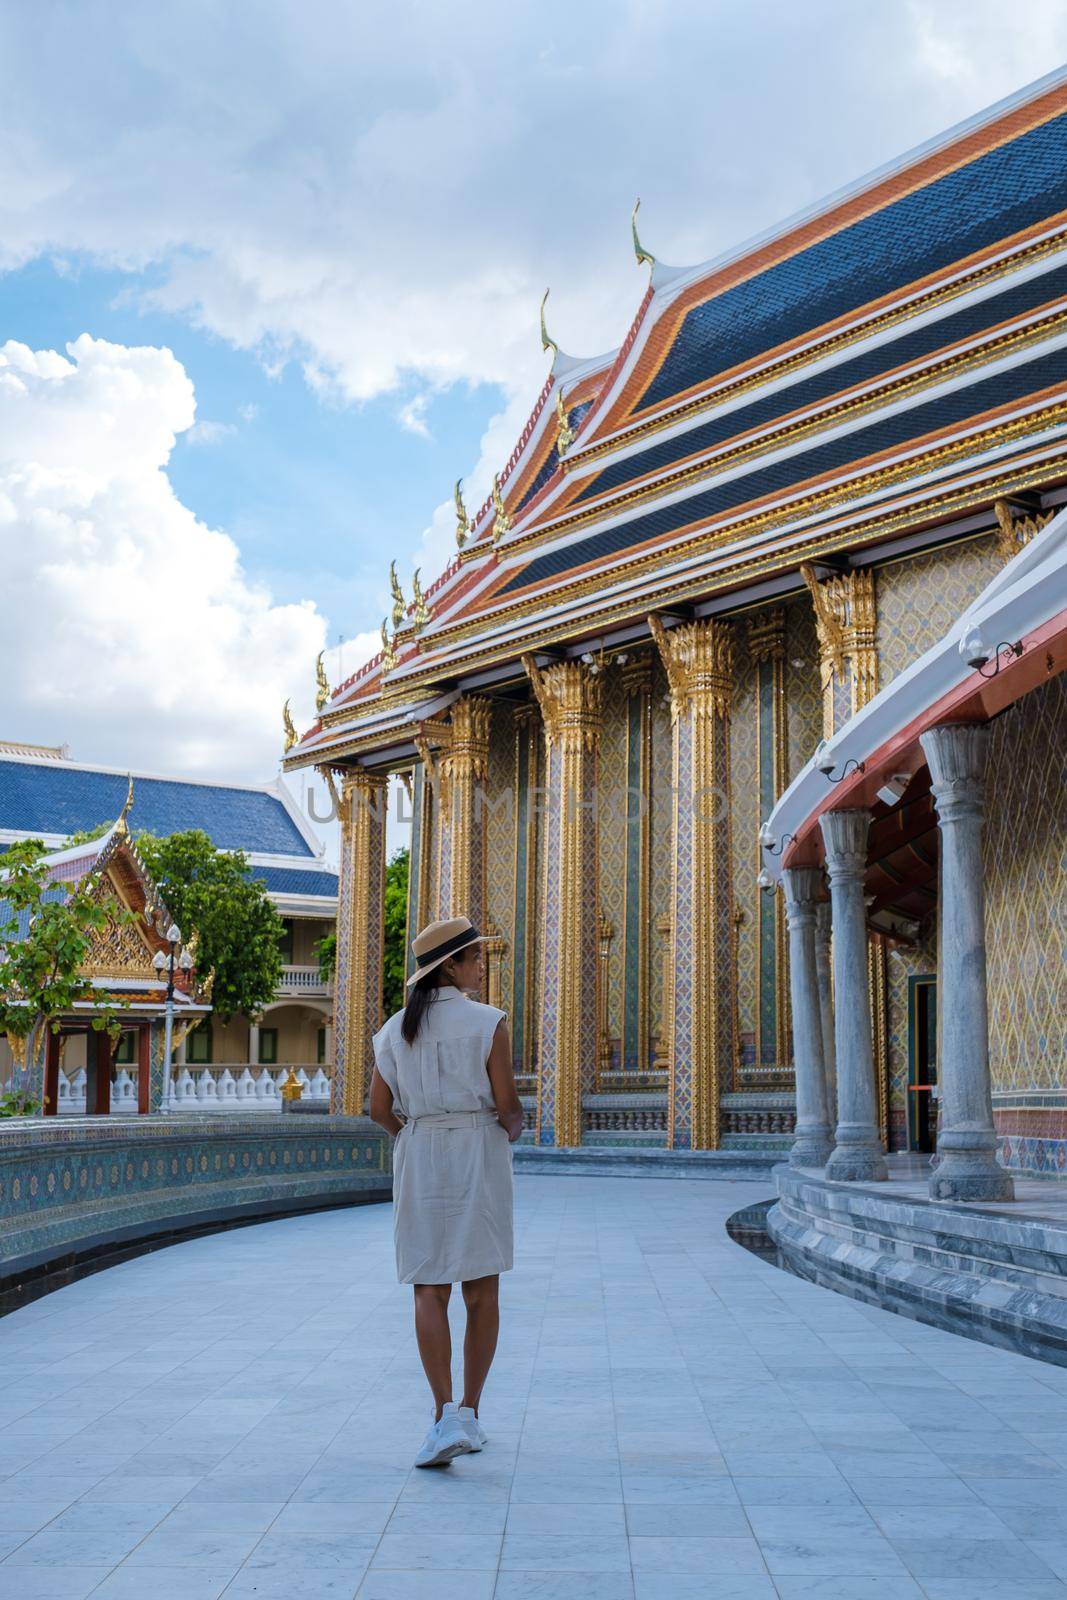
[413,1283,453,1419]
[460,1274,500,1416]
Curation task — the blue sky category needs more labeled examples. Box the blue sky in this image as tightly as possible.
[1,253,500,655]
[1,0,1065,802]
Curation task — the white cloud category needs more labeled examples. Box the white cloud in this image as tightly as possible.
[238,401,259,422]
[0,333,344,779]
[186,418,236,445]
[397,392,432,439]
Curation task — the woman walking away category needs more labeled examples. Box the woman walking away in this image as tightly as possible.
[370,915,525,1468]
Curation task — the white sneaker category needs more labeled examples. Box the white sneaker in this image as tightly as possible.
[414,1409,473,1469]
[447,1401,487,1451]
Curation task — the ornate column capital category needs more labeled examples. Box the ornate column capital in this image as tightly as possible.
[746,607,786,665]
[648,615,733,723]
[920,722,989,823]
[819,808,871,881]
[521,655,601,747]
[442,695,492,782]
[782,866,825,927]
[620,650,654,697]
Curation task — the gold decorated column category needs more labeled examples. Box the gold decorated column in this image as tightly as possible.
[438,695,492,929]
[332,767,389,1115]
[522,655,601,1147]
[620,653,653,1071]
[650,615,735,1149]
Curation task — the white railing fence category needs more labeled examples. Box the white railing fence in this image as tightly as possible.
[277,965,332,994]
[53,1064,333,1114]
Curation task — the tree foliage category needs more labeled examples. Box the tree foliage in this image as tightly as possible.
[383,846,409,1019]
[0,839,126,1102]
[315,929,336,983]
[137,830,284,1023]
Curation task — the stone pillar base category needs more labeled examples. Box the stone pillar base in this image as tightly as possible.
[929,1131,1014,1201]
[825,1127,888,1182]
[789,1126,834,1168]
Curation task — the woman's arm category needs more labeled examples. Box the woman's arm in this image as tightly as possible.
[368,1066,404,1137]
[487,1020,525,1142]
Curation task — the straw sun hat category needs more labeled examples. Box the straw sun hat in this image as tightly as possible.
[406,915,488,986]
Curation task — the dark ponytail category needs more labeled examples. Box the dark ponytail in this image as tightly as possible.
[401,969,442,1044]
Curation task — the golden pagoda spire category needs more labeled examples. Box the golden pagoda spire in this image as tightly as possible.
[631,197,655,272]
[282,700,298,753]
[454,479,470,548]
[411,568,429,630]
[540,288,558,361]
[491,474,512,544]
[388,560,405,629]
[314,650,330,713]
[555,386,575,457]
[380,618,396,670]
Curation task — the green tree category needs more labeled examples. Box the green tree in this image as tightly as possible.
[383,846,410,1018]
[314,929,336,984]
[0,838,126,1113]
[137,830,284,1023]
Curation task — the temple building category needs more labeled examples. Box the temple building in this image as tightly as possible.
[284,70,1067,1162]
[0,747,338,1105]
[1,809,211,1115]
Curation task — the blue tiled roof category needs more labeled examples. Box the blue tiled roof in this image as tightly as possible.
[249,865,338,899]
[516,401,595,513]
[0,762,315,858]
[577,262,1067,503]
[500,344,1067,594]
[0,886,66,943]
[640,112,1067,412]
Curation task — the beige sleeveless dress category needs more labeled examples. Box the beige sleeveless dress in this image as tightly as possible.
[371,986,513,1285]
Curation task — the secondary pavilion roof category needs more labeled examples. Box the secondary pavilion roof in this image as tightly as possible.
[286,66,1067,774]
[0,753,338,907]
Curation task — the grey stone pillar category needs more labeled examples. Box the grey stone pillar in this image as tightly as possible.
[782,868,834,1167]
[820,809,887,1181]
[920,723,1013,1202]
[815,901,837,1126]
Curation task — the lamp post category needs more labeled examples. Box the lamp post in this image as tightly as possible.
[152,925,193,1113]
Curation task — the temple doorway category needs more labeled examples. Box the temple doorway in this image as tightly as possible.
[907,975,938,1153]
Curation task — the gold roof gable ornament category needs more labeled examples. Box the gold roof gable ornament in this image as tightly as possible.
[454,479,470,548]
[491,474,512,544]
[631,198,655,273]
[282,700,298,753]
[114,774,134,837]
[380,617,397,671]
[411,568,429,630]
[540,287,558,361]
[315,650,331,713]
[555,386,576,457]
[388,560,406,630]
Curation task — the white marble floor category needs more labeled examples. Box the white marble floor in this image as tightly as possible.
[1,1174,1067,1599]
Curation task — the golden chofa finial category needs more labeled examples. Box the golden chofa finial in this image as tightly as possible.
[411,568,429,630]
[540,288,558,361]
[555,387,575,457]
[454,479,470,549]
[491,474,512,544]
[115,773,134,835]
[315,650,330,713]
[631,197,655,272]
[380,617,397,670]
[283,700,298,753]
[388,560,405,630]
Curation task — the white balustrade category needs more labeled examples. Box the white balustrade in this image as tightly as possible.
[69,1068,86,1112]
[277,965,331,995]
[148,1064,332,1111]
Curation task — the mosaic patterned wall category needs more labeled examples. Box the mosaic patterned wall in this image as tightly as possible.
[785,599,823,781]
[877,534,1001,683]
[730,640,759,1073]
[984,670,1066,1101]
[648,654,674,1055]
[484,704,517,1015]
[598,665,629,1072]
